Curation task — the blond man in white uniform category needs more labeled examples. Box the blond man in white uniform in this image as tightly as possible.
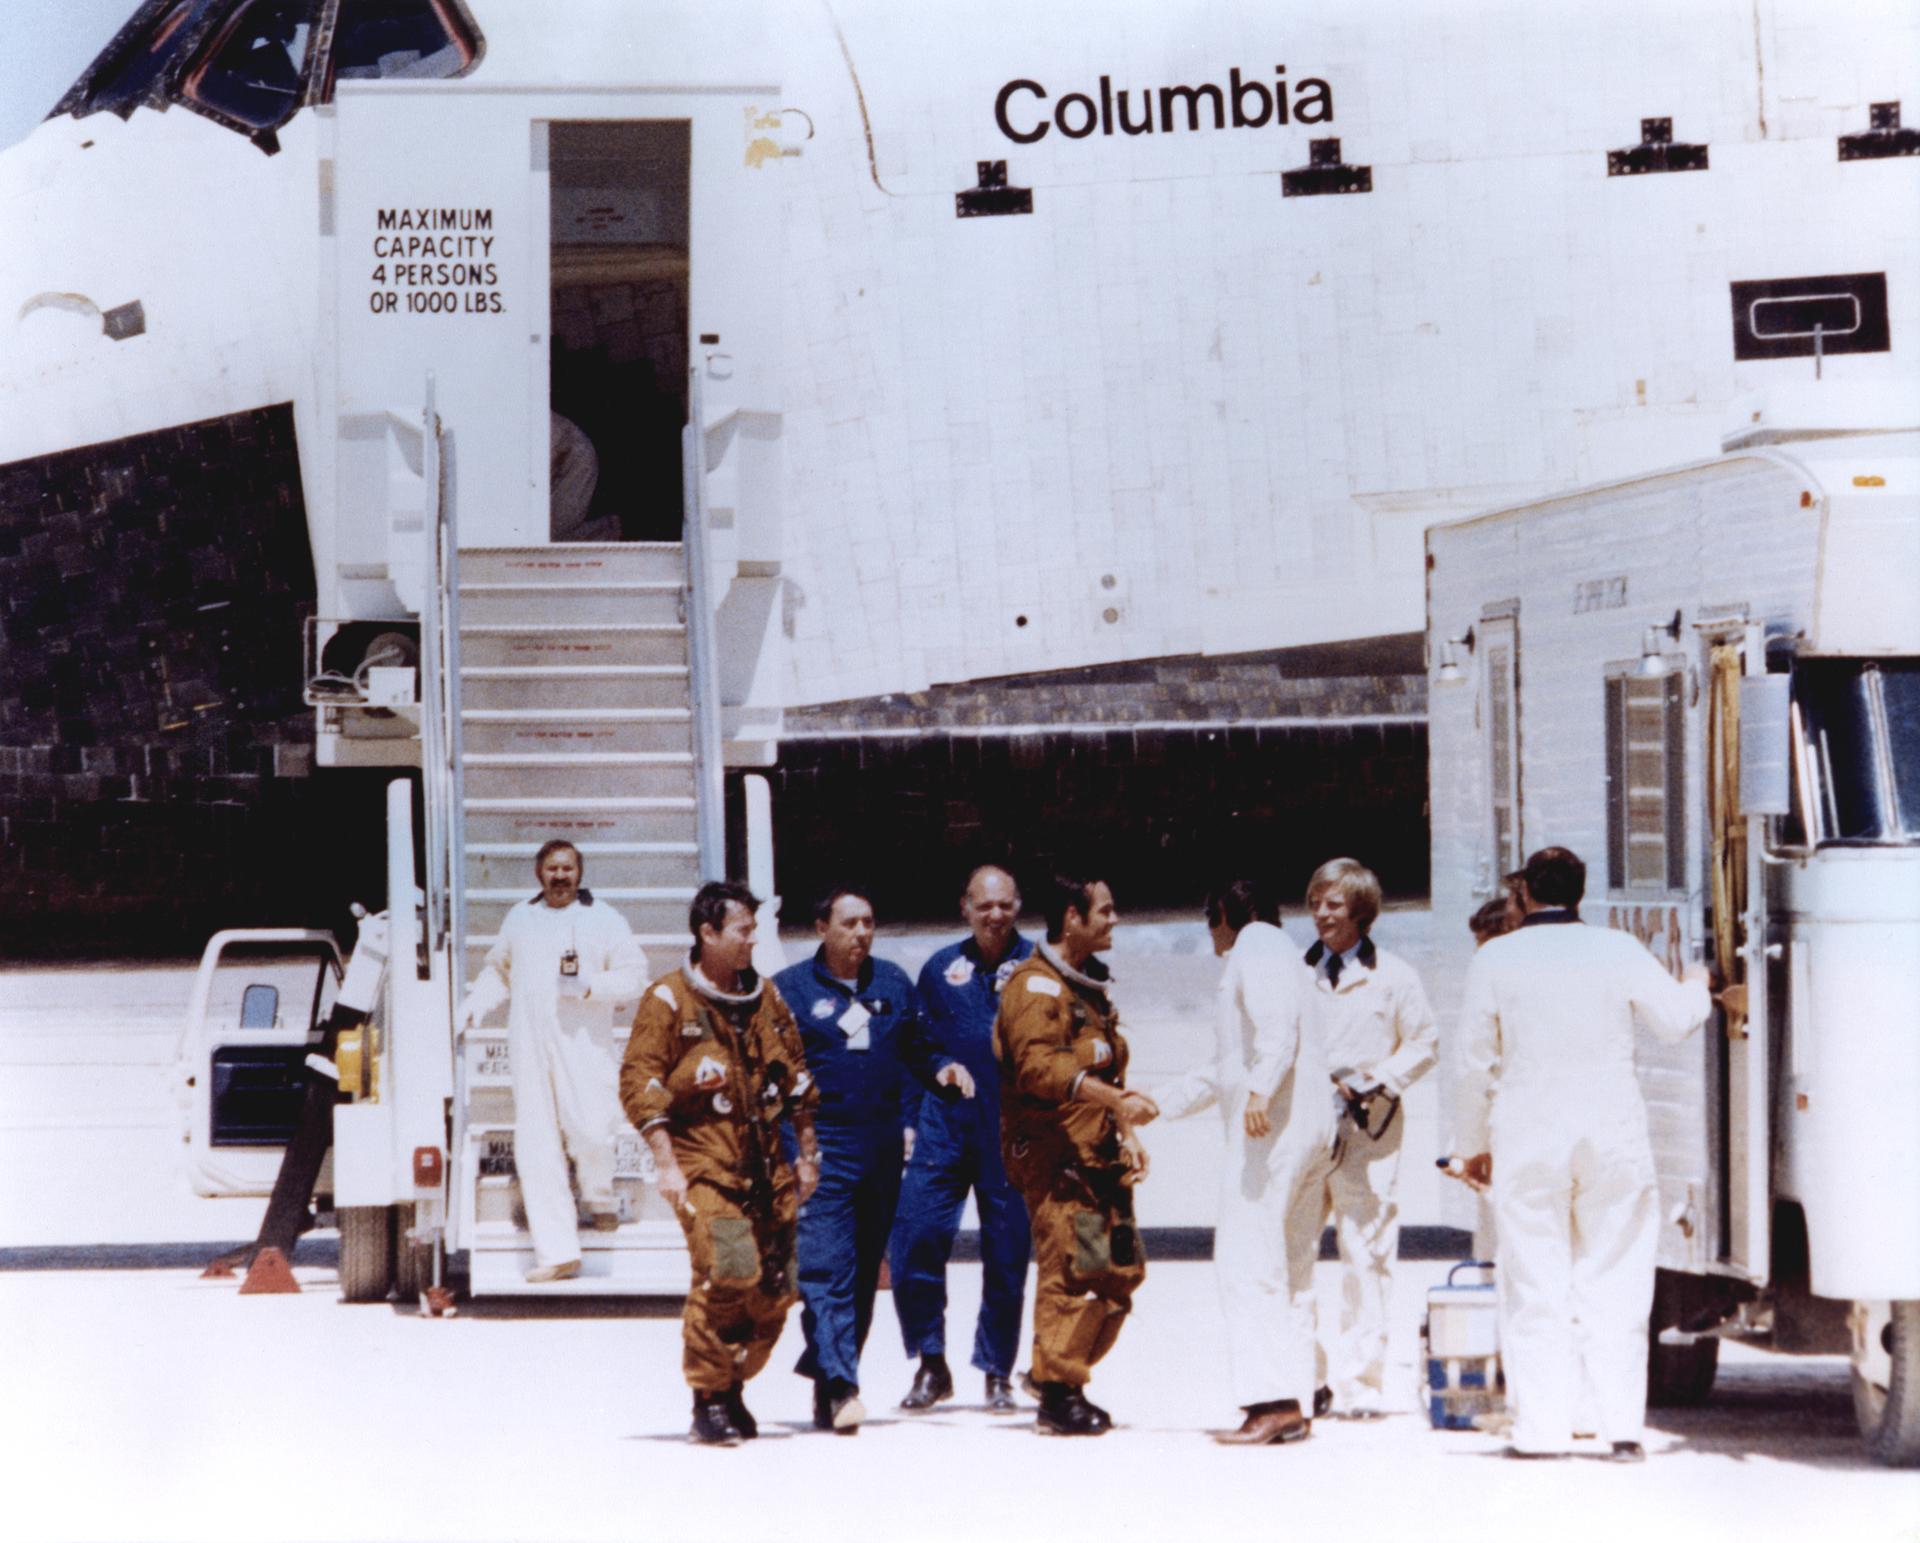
[457,840,644,1281]
[1455,846,1709,1461]
[1303,857,1437,1416]
[1155,879,1339,1444]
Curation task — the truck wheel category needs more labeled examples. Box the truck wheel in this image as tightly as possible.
[1854,1300,1920,1468]
[339,1205,394,1302]
[393,1203,434,1301]
[1647,1334,1719,1406]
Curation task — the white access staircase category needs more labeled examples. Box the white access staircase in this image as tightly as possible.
[452,543,705,1294]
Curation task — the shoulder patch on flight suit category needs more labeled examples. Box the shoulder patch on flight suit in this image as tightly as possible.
[811,997,835,1019]
[1025,975,1061,997]
[944,956,975,987]
[652,983,678,1008]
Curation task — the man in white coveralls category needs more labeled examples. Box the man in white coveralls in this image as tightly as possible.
[457,839,644,1281]
[1455,846,1710,1461]
[1154,879,1338,1445]
[1302,857,1438,1417]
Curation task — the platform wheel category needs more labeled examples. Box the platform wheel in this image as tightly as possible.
[339,1205,394,1302]
[1853,1300,1920,1468]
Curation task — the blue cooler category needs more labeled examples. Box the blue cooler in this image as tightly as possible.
[1423,1260,1505,1430]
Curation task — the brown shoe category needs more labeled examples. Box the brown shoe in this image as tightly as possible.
[524,1258,582,1284]
[1215,1400,1311,1445]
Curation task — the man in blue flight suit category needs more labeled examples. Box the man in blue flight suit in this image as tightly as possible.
[775,885,976,1433]
[889,864,1035,1413]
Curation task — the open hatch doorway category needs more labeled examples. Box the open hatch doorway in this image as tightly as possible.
[547,118,690,543]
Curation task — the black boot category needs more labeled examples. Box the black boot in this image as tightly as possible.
[899,1355,954,1412]
[1036,1381,1112,1436]
[690,1391,743,1446]
[812,1379,834,1431]
[985,1373,1018,1413]
[723,1381,758,1439]
[1313,1384,1333,1419]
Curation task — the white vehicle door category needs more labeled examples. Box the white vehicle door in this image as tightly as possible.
[1707,626,1770,1281]
[180,930,343,1198]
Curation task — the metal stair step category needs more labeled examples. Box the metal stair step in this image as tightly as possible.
[459,583,682,627]
[459,625,686,670]
[458,543,683,587]
[459,711,693,757]
[463,753,695,800]
[460,666,690,712]
[461,798,698,845]
[465,839,700,891]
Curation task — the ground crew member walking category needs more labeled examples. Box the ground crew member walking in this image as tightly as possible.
[1454,846,1709,1461]
[1154,879,1338,1445]
[1302,856,1438,1417]
[996,872,1157,1436]
[889,864,1035,1413]
[456,840,643,1283]
[620,880,822,1447]
[773,885,976,1434]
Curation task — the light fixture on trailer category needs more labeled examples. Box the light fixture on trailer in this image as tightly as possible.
[1435,625,1476,685]
[1639,610,1684,677]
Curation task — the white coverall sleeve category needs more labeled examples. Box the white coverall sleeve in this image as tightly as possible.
[460,927,513,1022]
[1373,966,1439,1096]
[585,910,644,1003]
[1240,947,1302,1102]
[1454,951,1501,1157]
[1625,947,1712,1044]
[1150,1065,1221,1122]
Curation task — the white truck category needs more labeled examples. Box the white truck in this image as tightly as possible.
[1426,384,1920,1465]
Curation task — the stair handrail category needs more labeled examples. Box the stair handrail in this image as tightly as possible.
[683,368,727,881]
[414,373,464,977]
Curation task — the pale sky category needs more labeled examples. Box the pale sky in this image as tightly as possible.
[0,0,136,150]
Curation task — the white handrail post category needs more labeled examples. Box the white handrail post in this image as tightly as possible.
[682,367,728,881]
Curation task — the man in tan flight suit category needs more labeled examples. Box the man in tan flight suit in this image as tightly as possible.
[620,879,822,1446]
[995,872,1158,1436]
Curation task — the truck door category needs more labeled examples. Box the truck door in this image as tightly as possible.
[1707,627,1770,1280]
[179,930,343,1197]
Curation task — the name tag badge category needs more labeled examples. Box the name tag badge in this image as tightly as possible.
[839,1000,872,1052]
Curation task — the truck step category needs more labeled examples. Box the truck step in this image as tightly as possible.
[464,1246,691,1296]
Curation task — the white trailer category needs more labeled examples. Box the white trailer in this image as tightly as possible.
[1426,384,1920,1465]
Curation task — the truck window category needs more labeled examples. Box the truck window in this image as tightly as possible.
[1791,659,1920,843]
[1605,667,1686,891]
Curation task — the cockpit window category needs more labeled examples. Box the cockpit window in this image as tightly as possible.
[331,0,480,86]
[84,0,227,112]
[55,0,483,149]
[183,0,314,131]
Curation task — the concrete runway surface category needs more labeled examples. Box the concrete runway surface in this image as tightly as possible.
[2,1257,1909,1543]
